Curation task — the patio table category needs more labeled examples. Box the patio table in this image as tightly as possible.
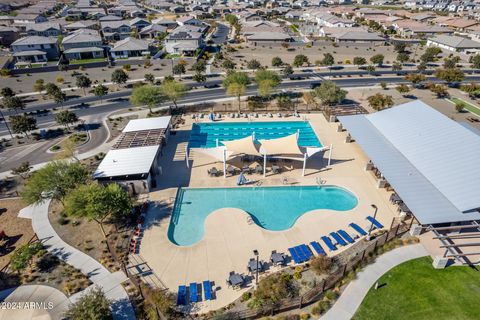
[229,273,244,287]
[271,252,285,265]
[248,259,263,272]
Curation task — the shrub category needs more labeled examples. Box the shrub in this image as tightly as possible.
[310,255,333,275]
[36,254,60,272]
[57,216,70,225]
[455,101,465,112]
[241,292,252,302]
[323,289,338,301]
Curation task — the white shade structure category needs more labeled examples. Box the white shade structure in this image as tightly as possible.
[221,135,261,156]
[190,133,329,177]
[258,133,303,156]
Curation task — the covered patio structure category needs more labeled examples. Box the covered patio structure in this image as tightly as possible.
[339,100,480,267]
[188,133,330,177]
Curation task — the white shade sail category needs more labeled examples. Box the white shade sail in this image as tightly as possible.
[221,135,261,156]
[259,133,303,156]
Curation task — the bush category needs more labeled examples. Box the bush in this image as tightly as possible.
[310,255,333,275]
[323,289,338,301]
[58,216,70,225]
[36,254,60,272]
[241,291,252,302]
[311,300,330,315]
[455,102,465,112]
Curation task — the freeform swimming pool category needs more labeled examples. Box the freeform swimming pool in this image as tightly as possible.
[168,186,358,246]
[188,121,322,148]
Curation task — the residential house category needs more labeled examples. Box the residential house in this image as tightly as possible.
[164,25,204,55]
[329,30,385,43]
[11,36,59,62]
[65,21,99,33]
[393,20,454,38]
[176,16,204,26]
[138,24,168,39]
[13,14,47,25]
[427,35,480,54]
[26,23,62,37]
[110,37,151,58]
[0,26,19,46]
[101,20,132,41]
[62,29,104,60]
[245,31,292,44]
[130,18,151,31]
[152,18,178,31]
[315,12,355,28]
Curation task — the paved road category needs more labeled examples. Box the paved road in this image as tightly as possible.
[2,73,480,138]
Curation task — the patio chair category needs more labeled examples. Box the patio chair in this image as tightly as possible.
[337,229,355,244]
[366,216,383,229]
[310,241,326,255]
[177,285,187,305]
[321,236,337,251]
[203,280,213,300]
[189,283,198,303]
[255,164,263,174]
[349,223,367,236]
[330,232,348,246]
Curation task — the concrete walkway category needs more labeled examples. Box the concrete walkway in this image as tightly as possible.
[0,285,70,320]
[321,244,428,320]
[19,200,136,320]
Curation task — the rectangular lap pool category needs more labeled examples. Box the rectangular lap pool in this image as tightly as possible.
[188,121,322,148]
[168,186,358,246]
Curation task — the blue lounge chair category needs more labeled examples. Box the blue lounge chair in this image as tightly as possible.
[295,246,307,262]
[310,241,326,255]
[203,280,213,300]
[367,216,383,229]
[300,244,313,260]
[337,229,355,244]
[177,285,186,305]
[321,236,337,251]
[189,283,197,303]
[288,247,301,264]
[330,232,348,246]
[349,223,367,236]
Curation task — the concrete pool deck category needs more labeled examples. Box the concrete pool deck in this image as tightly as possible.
[140,114,400,313]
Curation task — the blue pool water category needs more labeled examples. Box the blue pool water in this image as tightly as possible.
[188,121,322,148]
[168,186,358,246]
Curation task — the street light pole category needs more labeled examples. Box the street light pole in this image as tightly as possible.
[253,249,259,285]
[367,204,378,241]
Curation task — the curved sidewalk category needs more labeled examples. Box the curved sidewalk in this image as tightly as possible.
[0,285,70,320]
[321,244,428,320]
[19,200,135,320]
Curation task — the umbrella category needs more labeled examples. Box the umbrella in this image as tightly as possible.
[209,112,215,122]
[237,172,247,185]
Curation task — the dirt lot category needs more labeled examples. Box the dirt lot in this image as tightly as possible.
[346,86,480,129]
[218,41,431,70]
[0,198,34,270]
[2,58,195,97]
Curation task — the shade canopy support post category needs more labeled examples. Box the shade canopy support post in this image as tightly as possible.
[223,149,227,178]
[328,143,333,167]
[302,153,307,176]
[185,145,190,168]
[263,154,267,177]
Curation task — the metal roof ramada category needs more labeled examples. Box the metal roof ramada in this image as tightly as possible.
[339,100,480,225]
[93,145,159,179]
[122,116,171,133]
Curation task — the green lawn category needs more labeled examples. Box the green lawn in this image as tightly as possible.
[450,97,480,117]
[354,257,480,320]
[69,58,106,64]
